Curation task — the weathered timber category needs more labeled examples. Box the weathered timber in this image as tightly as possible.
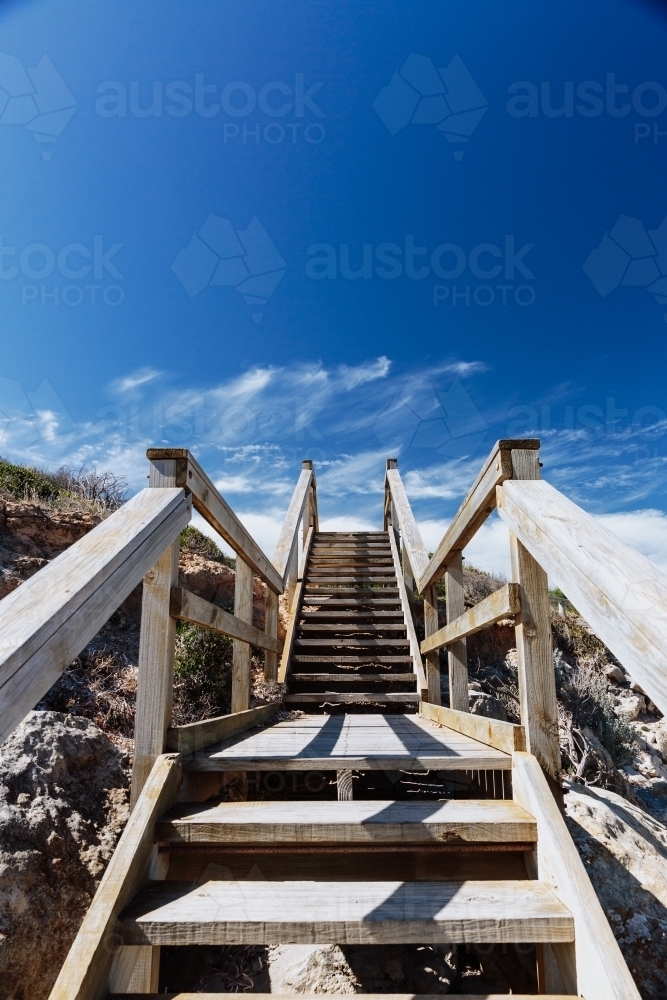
[421,584,521,653]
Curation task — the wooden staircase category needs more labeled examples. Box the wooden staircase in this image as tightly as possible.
[0,444,649,999]
[285,530,420,708]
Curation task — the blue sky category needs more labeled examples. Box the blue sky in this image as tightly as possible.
[1,0,667,575]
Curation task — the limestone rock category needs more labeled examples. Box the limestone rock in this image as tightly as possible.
[605,664,625,683]
[565,781,667,1000]
[469,691,507,721]
[616,694,645,720]
[0,711,129,1000]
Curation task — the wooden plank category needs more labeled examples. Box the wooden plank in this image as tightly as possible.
[498,478,667,717]
[264,587,279,681]
[0,487,190,747]
[146,449,282,593]
[292,655,412,664]
[131,536,180,807]
[284,692,420,703]
[278,525,314,684]
[118,878,573,946]
[445,551,469,712]
[387,522,427,698]
[419,701,526,754]
[513,752,640,999]
[417,439,540,594]
[170,587,280,653]
[385,467,430,579]
[421,584,521,653]
[166,704,278,754]
[291,672,415,683]
[295,638,409,647]
[272,467,313,578]
[111,994,576,1000]
[232,557,253,714]
[300,623,406,632]
[155,797,537,845]
[422,585,440,704]
[48,755,181,1000]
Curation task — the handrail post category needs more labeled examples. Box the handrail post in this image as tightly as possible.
[423,584,441,704]
[509,448,560,782]
[232,556,254,712]
[131,458,181,807]
[445,550,469,711]
[264,587,279,682]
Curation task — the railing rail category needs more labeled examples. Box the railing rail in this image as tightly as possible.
[0,487,191,746]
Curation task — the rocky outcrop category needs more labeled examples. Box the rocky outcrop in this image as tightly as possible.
[0,498,101,599]
[565,781,667,1000]
[0,711,129,1000]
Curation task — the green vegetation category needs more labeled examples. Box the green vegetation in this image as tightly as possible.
[179,525,235,567]
[173,620,233,724]
[550,586,567,598]
[559,659,635,766]
[0,459,62,502]
[0,457,127,510]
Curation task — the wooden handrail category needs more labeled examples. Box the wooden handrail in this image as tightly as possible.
[170,587,281,653]
[498,478,667,717]
[384,464,429,581]
[387,522,428,699]
[0,487,191,746]
[278,524,315,684]
[147,448,283,593]
[416,439,540,593]
[421,583,521,654]
[272,464,314,581]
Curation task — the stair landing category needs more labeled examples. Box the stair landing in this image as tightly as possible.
[183,713,511,772]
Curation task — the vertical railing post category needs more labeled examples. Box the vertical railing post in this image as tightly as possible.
[423,585,441,704]
[264,587,279,682]
[232,556,254,712]
[510,448,561,782]
[445,551,469,711]
[131,457,181,808]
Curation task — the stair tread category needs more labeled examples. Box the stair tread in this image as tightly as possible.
[291,672,415,682]
[302,611,404,618]
[117,879,573,945]
[156,798,537,844]
[183,713,511,772]
[295,638,410,646]
[298,623,407,632]
[292,655,412,663]
[302,598,402,606]
[284,692,420,703]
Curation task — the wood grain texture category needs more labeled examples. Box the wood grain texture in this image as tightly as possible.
[155,797,537,845]
[183,712,511,772]
[421,584,521,653]
[385,467,430,580]
[510,534,561,780]
[388,525,427,698]
[117,878,573,946]
[48,754,181,1000]
[166,704,279,754]
[512,752,641,1000]
[278,526,314,684]
[417,440,539,593]
[232,557,253,714]
[0,486,190,746]
[264,587,279,681]
[170,587,280,653]
[283,692,420,704]
[147,449,283,593]
[419,702,526,754]
[445,551,469,712]
[422,585,441,705]
[272,468,313,578]
[111,993,576,1000]
[498,477,667,717]
[131,539,180,806]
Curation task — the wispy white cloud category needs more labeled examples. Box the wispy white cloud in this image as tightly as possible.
[111,368,162,395]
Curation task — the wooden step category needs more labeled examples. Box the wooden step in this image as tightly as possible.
[292,654,412,664]
[111,993,577,1000]
[291,672,415,683]
[305,575,397,582]
[183,713,512,771]
[298,623,407,633]
[117,879,574,946]
[295,638,410,647]
[156,798,537,845]
[302,596,401,605]
[284,692,420,704]
[302,610,404,620]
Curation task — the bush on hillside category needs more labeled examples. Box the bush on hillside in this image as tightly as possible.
[0,458,128,510]
[179,525,235,567]
[172,621,233,724]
